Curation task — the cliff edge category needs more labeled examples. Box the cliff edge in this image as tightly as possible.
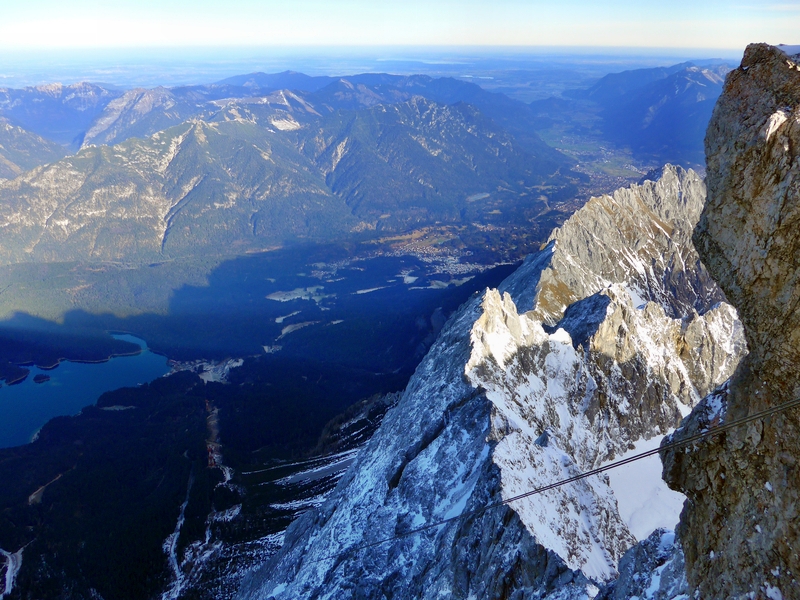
[662,43,800,598]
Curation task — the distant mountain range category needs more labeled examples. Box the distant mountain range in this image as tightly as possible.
[0,73,581,265]
[563,62,731,165]
[0,60,733,268]
[0,118,67,178]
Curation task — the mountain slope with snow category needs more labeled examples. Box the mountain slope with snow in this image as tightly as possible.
[237,165,746,600]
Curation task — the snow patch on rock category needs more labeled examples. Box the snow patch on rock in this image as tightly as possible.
[237,166,746,600]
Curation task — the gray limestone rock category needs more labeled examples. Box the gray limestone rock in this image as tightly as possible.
[661,43,800,599]
[599,529,688,600]
[501,165,725,325]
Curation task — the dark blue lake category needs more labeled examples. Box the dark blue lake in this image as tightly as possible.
[0,335,170,448]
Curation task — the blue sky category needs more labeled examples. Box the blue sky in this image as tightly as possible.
[0,0,796,50]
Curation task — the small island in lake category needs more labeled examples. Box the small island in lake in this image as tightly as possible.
[33,374,51,384]
[0,326,143,384]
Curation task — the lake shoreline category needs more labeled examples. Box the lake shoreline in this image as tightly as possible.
[0,331,165,384]
[0,333,171,448]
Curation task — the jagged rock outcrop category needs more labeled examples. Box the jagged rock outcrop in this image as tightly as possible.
[81,87,204,148]
[502,164,724,323]
[599,529,688,600]
[661,43,800,599]
[237,166,746,600]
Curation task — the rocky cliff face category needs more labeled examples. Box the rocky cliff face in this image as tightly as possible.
[661,43,800,599]
[81,87,204,148]
[502,164,724,324]
[237,165,746,600]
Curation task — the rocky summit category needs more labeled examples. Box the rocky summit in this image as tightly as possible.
[661,43,800,599]
[502,163,725,324]
[237,165,746,600]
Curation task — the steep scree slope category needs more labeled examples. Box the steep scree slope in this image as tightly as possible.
[0,119,67,179]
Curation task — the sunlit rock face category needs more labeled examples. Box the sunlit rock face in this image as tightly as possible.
[237,166,745,600]
[503,164,724,324]
[661,43,800,599]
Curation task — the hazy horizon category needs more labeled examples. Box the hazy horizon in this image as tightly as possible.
[0,45,745,89]
[0,0,795,50]
[2,0,788,88]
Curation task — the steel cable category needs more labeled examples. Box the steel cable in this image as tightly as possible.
[293,394,800,568]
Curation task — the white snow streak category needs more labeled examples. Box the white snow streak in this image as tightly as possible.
[761,110,789,143]
[161,472,194,600]
[0,547,23,599]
